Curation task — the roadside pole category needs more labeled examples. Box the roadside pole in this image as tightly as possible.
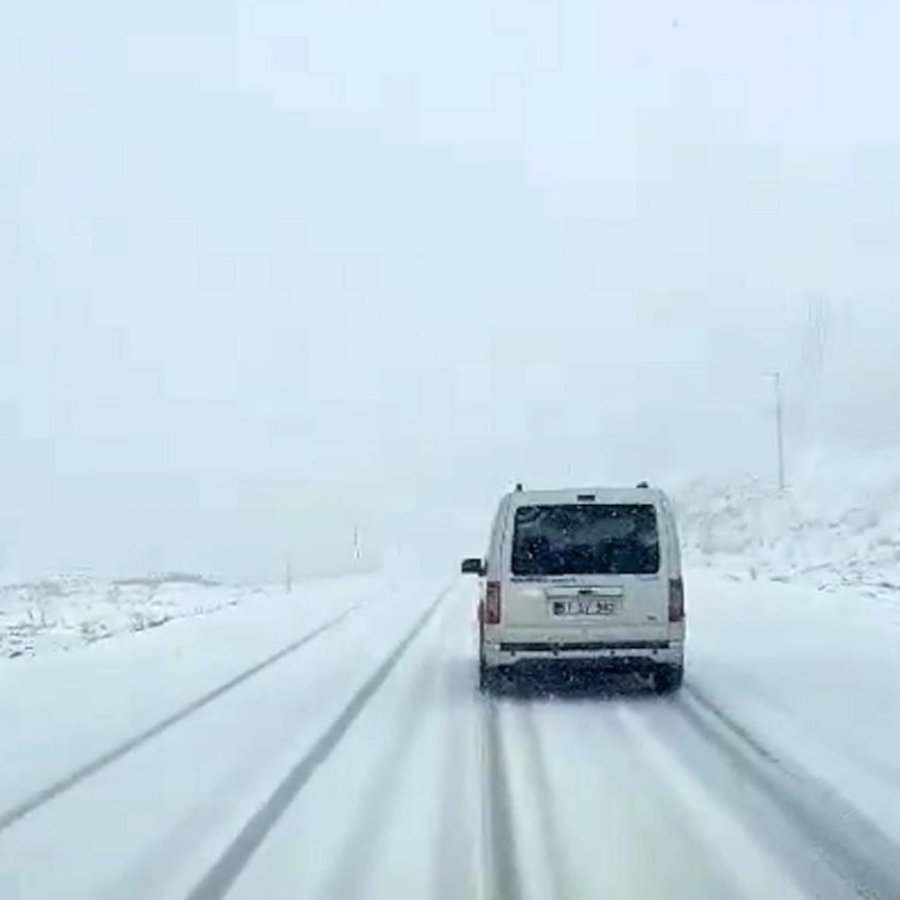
[765,371,786,492]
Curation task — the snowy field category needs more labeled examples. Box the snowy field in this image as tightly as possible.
[0,562,897,897]
[0,575,279,660]
[678,454,900,600]
[1,473,899,898]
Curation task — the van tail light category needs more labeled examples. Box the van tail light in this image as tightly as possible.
[668,577,685,623]
[484,581,502,625]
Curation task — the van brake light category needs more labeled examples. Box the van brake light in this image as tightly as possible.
[668,578,685,623]
[485,581,502,625]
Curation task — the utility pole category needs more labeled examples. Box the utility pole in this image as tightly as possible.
[285,555,293,594]
[764,372,786,492]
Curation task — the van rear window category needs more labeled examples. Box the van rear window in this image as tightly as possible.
[511,504,660,576]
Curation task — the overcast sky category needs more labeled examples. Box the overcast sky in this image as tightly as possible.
[2,0,900,578]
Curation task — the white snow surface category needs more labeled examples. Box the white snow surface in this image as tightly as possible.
[677,457,900,857]
[687,566,900,846]
[0,574,276,660]
[0,548,898,897]
[677,452,900,599]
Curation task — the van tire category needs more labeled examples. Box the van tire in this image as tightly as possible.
[478,663,490,694]
[654,665,684,694]
[479,658,502,695]
[479,662,493,694]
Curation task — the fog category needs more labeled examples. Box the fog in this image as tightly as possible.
[3,0,900,580]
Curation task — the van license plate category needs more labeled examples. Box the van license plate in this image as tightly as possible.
[553,600,617,616]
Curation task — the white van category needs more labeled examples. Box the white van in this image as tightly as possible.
[462,484,685,693]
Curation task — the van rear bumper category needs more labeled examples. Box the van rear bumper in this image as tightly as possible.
[483,639,684,670]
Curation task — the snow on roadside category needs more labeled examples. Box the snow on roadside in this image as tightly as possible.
[688,568,900,847]
[0,574,274,660]
[680,453,900,846]
[676,452,900,602]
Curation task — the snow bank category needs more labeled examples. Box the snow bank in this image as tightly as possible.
[0,575,272,660]
[676,451,900,599]
[688,568,900,849]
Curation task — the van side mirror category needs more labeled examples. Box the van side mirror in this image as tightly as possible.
[461,558,485,576]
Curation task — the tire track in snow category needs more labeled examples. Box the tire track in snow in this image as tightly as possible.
[678,685,900,900]
[567,697,745,900]
[515,701,574,900]
[616,701,808,900]
[185,587,449,900]
[481,697,523,900]
[314,617,445,900]
[431,627,479,900]
[0,601,366,834]
[96,726,284,900]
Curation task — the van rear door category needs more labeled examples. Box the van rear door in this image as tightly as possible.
[499,501,669,639]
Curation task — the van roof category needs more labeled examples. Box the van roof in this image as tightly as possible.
[506,486,668,505]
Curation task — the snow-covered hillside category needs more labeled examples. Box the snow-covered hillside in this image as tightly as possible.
[677,454,900,600]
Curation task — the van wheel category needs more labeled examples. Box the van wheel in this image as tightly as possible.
[478,661,492,694]
[654,665,684,694]
[479,660,501,695]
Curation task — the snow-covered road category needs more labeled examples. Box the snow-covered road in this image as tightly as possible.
[1,569,899,899]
